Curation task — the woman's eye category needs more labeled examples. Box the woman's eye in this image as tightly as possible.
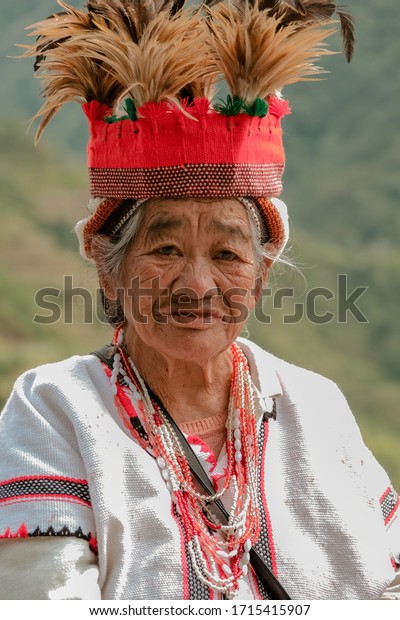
[215,250,237,261]
[156,245,179,256]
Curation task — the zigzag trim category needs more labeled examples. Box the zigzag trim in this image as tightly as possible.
[0,523,98,554]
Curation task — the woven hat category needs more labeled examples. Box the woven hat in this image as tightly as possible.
[25,0,354,260]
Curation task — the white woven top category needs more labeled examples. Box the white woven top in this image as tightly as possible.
[0,338,398,599]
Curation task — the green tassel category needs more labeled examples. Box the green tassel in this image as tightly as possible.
[124,98,137,121]
[214,95,268,118]
[104,114,128,124]
[214,95,245,116]
[243,98,269,118]
[104,98,137,123]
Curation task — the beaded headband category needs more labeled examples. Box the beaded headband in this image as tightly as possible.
[23,0,354,260]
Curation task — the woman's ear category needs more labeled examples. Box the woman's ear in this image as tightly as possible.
[262,258,273,283]
[254,276,263,305]
[254,270,269,305]
[254,253,273,304]
[90,235,118,301]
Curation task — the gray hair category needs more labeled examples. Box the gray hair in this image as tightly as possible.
[92,200,275,326]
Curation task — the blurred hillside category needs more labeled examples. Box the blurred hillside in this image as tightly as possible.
[0,1,399,488]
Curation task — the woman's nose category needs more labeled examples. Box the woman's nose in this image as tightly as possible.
[172,258,218,300]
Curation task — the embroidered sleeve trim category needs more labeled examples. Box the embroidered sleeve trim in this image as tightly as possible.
[380,485,400,527]
[0,476,91,508]
[0,523,98,555]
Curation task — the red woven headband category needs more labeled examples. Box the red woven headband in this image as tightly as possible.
[84,96,290,200]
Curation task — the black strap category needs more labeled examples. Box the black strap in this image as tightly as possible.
[92,346,291,600]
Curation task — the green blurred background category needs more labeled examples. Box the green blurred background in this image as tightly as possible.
[0,1,399,487]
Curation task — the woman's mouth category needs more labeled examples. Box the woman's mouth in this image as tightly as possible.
[169,309,225,325]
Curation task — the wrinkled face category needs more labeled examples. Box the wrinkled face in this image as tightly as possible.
[108,198,263,362]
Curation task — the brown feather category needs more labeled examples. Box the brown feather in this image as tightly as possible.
[31,49,122,139]
[205,4,335,101]
[280,0,307,15]
[259,0,355,61]
[27,1,98,73]
[25,3,214,129]
[257,0,280,10]
[277,2,336,24]
[86,1,146,45]
[75,11,214,106]
[219,1,354,62]
[337,8,355,62]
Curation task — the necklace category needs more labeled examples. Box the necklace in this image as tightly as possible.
[109,325,261,598]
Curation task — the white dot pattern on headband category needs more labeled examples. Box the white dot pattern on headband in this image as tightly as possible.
[110,199,147,236]
[89,163,284,200]
[237,197,263,241]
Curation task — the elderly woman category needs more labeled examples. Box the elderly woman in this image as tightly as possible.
[0,0,399,601]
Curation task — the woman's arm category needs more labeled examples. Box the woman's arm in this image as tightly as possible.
[0,537,100,600]
[0,362,99,599]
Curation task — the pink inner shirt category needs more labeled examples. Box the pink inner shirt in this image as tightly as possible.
[179,412,227,459]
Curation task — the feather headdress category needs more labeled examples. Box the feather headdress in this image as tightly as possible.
[24,0,354,137]
[21,0,354,260]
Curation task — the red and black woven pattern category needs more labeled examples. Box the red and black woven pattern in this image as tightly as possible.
[89,163,284,201]
[380,485,400,527]
[0,475,91,507]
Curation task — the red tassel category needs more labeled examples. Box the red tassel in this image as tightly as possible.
[268,96,292,119]
[82,101,111,122]
[192,97,213,120]
[168,97,191,115]
[138,101,169,121]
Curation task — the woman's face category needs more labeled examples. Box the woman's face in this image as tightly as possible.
[111,198,262,363]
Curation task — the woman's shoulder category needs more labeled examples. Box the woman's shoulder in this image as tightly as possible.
[237,336,358,435]
[237,337,366,457]
[13,353,103,389]
[3,352,109,416]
